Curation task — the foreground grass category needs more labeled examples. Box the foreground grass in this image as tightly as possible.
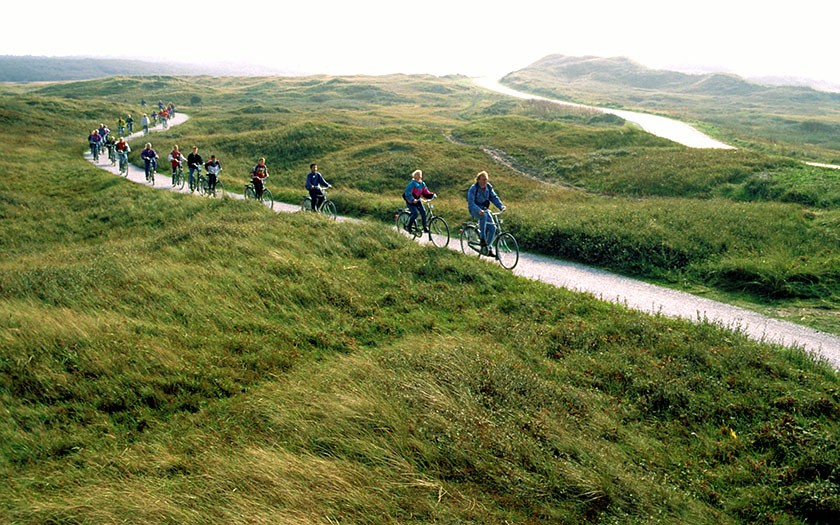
[1,77,839,522]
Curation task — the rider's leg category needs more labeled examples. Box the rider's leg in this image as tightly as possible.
[478,212,496,246]
[407,204,419,231]
[418,205,428,231]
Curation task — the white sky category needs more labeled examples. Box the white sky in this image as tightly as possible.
[4,0,839,85]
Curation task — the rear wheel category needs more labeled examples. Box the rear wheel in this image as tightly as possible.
[495,232,519,270]
[244,185,256,200]
[428,216,450,248]
[300,196,312,212]
[396,210,410,232]
[460,224,481,256]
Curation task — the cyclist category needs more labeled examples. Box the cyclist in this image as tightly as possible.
[98,123,110,143]
[115,137,130,170]
[403,169,436,233]
[127,114,134,134]
[187,146,203,191]
[466,170,505,256]
[141,114,150,135]
[104,133,117,164]
[305,163,331,211]
[88,129,102,160]
[250,157,269,199]
[141,142,159,182]
[204,155,222,193]
[117,116,126,136]
[168,145,185,187]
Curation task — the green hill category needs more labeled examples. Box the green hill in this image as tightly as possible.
[502,54,840,162]
[1,75,838,523]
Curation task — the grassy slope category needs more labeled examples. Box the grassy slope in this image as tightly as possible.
[500,55,840,163]
[1,77,838,523]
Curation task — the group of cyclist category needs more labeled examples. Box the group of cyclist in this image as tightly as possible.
[89,107,505,250]
[137,142,222,192]
[403,169,505,255]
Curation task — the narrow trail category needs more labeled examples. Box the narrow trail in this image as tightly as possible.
[85,111,840,371]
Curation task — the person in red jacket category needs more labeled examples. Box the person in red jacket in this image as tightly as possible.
[250,157,269,199]
[403,169,436,233]
[168,145,185,186]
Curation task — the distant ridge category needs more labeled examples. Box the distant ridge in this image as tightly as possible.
[0,55,294,82]
[509,54,840,95]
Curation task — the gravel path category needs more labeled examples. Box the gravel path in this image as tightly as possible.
[87,112,840,371]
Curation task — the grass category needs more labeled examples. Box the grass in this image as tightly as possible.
[1,75,838,523]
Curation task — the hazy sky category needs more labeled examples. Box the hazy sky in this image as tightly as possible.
[5,0,838,85]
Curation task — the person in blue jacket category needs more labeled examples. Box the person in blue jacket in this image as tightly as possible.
[403,169,436,232]
[466,170,505,255]
[305,163,331,211]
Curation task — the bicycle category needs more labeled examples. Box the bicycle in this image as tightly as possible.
[198,166,225,198]
[300,187,337,220]
[144,159,157,185]
[107,143,117,166]
[171,163,186,190]
[396,198,450,248]
[244,180,274,210]
[459,210,519,270]
[117,150,129,177]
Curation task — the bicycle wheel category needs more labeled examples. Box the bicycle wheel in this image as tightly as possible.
[119,160,128,177]
[244,185,256,200]
[149,170,155,185]
[322,200,337,221]
[174,170,185,190]
[197,175,208,195]
[428,216,450,248]
[495,232,519,270]
[396,210,410,232]
[261,188,274,210]
[460,224,481,256]
[300,196,312,212]
[213,180,225,198]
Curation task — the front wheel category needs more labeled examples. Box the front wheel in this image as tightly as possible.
[428,216,450,248]
[322,200,337,221]
[197,175,208,195]
[119,160,128,177]
[495,232,519,270]
[261,188,274,210]
[460,224,481,256]
[174,170,185,190]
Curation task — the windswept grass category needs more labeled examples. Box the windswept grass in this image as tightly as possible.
[1,76,838,523]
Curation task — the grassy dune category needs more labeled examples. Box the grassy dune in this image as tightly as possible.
[1,76,838,523]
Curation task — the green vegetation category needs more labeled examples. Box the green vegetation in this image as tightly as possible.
[502,55,840,164]
[1,74,838,523]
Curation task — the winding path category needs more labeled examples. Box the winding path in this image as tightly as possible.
[86,109,840,371]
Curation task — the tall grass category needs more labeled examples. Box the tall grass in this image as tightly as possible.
[1,77,838,523]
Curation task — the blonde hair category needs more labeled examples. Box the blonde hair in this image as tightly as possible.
[412,169,423,179]
[475,170,489,183]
